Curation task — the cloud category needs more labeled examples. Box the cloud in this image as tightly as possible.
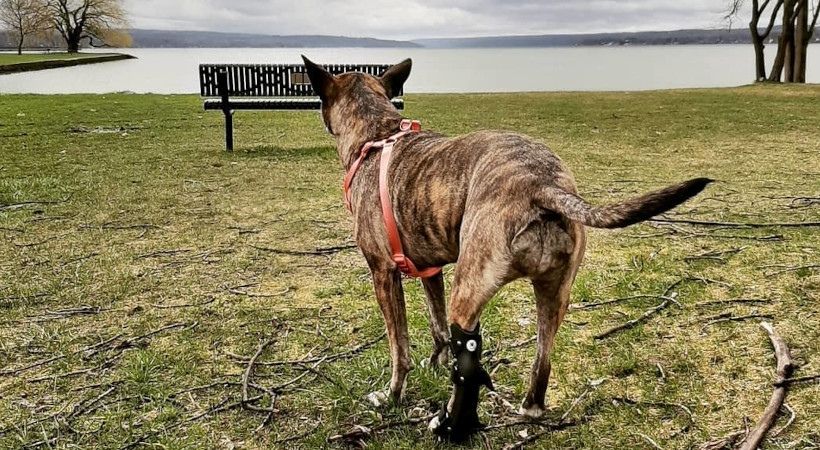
[124,0,740,40]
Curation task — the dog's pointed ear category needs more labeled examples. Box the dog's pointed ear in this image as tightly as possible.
[380,58,412,98]
[302,55,335,101]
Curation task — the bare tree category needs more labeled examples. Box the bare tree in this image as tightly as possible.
[793,0,820,81]
[728,0,819,82]
[0,0,50,54]
[46,0,130,53]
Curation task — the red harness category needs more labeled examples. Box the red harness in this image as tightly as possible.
[343,119,442,279]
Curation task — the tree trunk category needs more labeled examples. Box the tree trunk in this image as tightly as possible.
[17,34,24,55]
[66,31,81,53]
[793,0,808,82]
[769,0,796,81]
[751,33,767,81]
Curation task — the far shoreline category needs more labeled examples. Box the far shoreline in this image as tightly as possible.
[0,53,136,75]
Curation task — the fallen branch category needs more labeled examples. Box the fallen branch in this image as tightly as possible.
[150,296,216,309]
[0,196,71,211]
[737,322,794,450]
[594,297,673,340]
[694,298,769,307]
[771,403,795,437]
[250,243,356,256]
[136,248,193,259]
[764,264,820,277]
[699,431,747,450]
[328,413,436,444]
[227,283,290,298]
[700,314,773,331]
[651,223,785,241]
[571,294,673,311]
[652,218,820,228]
[774,373,820,387]
[684,247,746,262]
[230,332,386,367]
[500,419,578,450]
[612,396,694,436]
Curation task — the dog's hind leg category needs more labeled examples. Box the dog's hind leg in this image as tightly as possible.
[519,271,571,418]
[520,223,585,418]
[367,266,411,406]
[430,241,508,442]
[421,272,450,367]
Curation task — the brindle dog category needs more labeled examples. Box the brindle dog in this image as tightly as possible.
[302,56,711,442]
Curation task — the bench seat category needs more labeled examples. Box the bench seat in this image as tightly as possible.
[204,98,404,111]
[199,63,404,151]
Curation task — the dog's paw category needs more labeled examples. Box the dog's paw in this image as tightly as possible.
[518,402,546,418]
[366,390,389,408]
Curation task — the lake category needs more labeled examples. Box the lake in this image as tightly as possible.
[1,46,819,94]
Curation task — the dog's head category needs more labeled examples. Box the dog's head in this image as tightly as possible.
[301,56,412,136]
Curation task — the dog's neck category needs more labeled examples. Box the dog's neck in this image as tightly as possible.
[332,102,405,170]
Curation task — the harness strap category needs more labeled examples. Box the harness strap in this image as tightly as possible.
[343,119,442,279]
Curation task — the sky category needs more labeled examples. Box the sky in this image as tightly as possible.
[124,0,745,41]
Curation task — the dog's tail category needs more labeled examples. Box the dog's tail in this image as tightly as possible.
[537,178,713,229]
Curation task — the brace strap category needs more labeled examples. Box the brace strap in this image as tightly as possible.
[432,323,494,442]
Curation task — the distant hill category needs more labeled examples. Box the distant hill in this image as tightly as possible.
[4,27,819,51]
[128,29,421,48]
[414,27,820,48]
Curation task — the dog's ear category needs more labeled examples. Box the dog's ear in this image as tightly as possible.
[302,55,335,101]
[380,58,412,98]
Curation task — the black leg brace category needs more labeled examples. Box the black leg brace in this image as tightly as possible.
[432,323,494,443]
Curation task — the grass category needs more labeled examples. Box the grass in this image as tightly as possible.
[0,85,818,449]
[0,52,133,74]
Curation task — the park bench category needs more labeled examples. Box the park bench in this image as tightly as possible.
[199,63,405,151]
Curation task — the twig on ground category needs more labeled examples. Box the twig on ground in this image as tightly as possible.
[612,397,694,436]
[695,298,770,307]
[594,298,673,340]
[0,196,71,211]
[136,248,193,259]
[13,236,56,248]
[571,294,674,311]
[635,433,665,450]
[771,403,796,437]
[700,314,773,332]
[327,413,436,444]
[274,424,321,444]
[700,426,747,448]
[684,247,747,262]
[150,296,216,309]
[651,218,820,228]
[652,223,785,241]
[775,373,820,387]
[500,419,578,450]
[764,264,820,276]
[241,338,278,427]
[230,332,386,367]
[227,283,290,298]
[737,322,794,450]
[250,243,356,256]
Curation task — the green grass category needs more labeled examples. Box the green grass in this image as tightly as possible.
[1,86,819,449]
[0,52,109,65]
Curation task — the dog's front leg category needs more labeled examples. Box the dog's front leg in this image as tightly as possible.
[367,267,411,406]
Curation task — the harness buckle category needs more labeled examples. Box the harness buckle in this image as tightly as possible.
[392,253,412,274]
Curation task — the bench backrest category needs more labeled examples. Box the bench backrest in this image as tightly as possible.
[199,64,402,98]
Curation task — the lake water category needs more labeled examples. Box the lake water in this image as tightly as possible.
[1,46,819,94]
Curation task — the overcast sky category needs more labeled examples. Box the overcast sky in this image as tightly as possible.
[124,0,742,41]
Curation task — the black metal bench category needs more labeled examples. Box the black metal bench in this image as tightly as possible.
[199,63,405,151]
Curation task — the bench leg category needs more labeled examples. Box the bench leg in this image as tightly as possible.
[223,109,234,152]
